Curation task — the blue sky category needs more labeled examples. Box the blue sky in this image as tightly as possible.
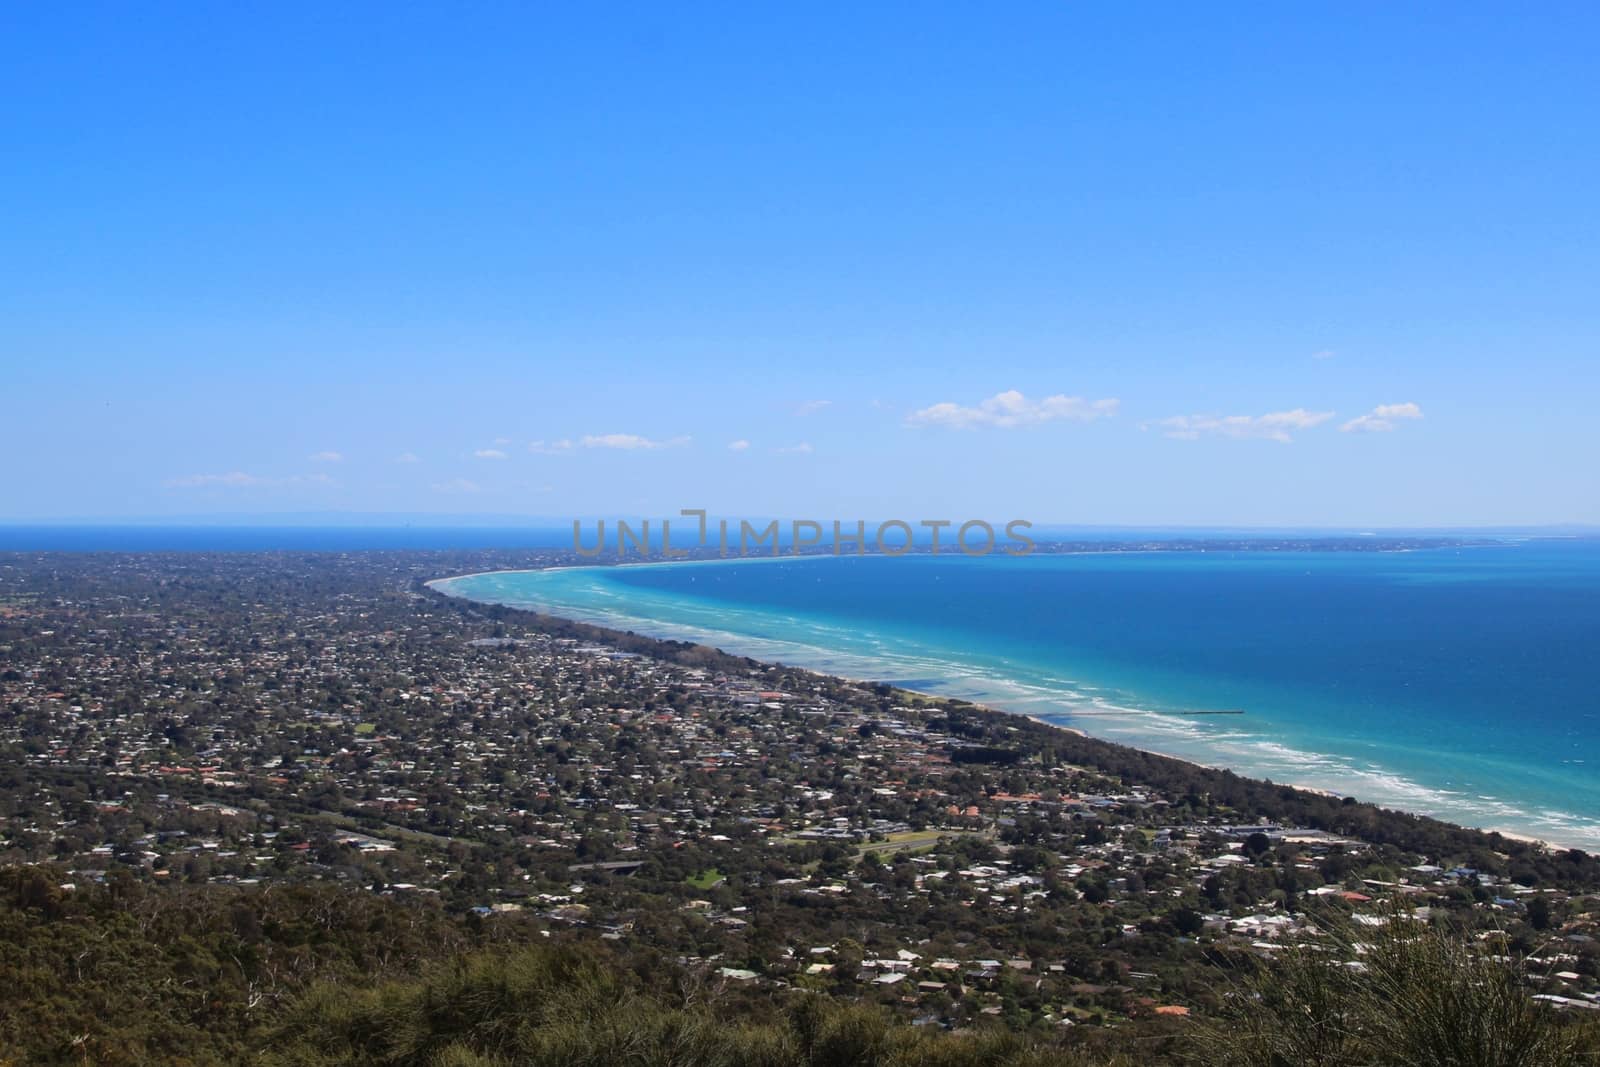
[4,3,1598,526]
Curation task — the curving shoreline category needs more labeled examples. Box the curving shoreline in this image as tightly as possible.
[429,561,1587,851]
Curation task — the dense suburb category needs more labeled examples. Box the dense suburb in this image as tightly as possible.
[2,549,1599,1064]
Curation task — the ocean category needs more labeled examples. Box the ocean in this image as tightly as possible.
[434,541,1600,850]
[0,525,572,553]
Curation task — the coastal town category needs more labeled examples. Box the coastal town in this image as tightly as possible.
[3,547,1599,1060]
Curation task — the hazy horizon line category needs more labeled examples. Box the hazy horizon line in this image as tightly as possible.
[2,511,1597,535]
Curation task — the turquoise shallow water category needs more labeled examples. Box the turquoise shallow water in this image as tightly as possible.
[435,542,1600,849]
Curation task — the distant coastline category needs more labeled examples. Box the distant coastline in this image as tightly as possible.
[428,552,1600,851]
[0,521,1535,554]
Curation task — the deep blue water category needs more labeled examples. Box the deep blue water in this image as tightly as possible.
[436,542,1600,848]
[0,525,570,552]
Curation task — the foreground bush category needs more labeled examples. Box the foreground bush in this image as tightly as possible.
[1193,918,1599,1067]
[259,943,1108,1067]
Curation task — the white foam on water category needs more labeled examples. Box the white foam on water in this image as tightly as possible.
[440,571,1600,851]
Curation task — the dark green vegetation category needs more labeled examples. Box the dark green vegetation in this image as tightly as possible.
[0,868,467,1065]
[1197,920,1600,1067]
[263,940,1116,1067]
[3,549,1600,1063]
[0,865,1141,1065]
[2,869,1596,1065]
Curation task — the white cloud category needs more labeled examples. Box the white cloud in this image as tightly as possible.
[727,439,750,451]
[473,448,509,460]
[1312,349,1337,360]
[309,450,343,463]
[1341,402,1424,433]
[431,478,481,494]
[164,471,336,489]
[1153,408,1336,444]
[493,436,513,446]
[528,439,574,455]
[906,390,1119,430]
[580,433,691,450]
[775,442,814,454]
[395,452,420,464]
[793,399,832,416]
